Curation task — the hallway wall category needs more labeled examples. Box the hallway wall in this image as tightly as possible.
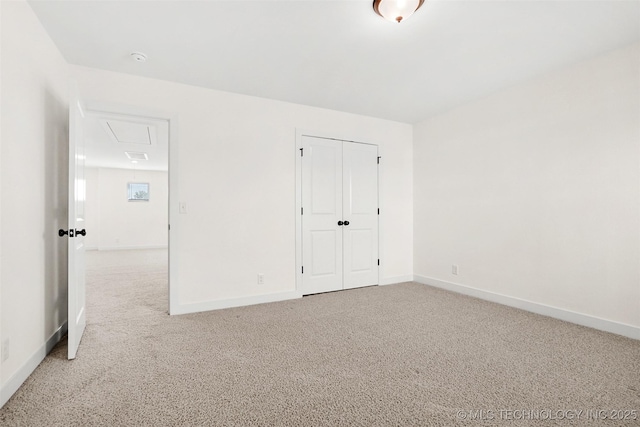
[85,167,168,251]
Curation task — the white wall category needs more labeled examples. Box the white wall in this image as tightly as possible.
[85,167,168,250]
[72,65,414,313]
[0,0,69,403]
[414,43,640,334]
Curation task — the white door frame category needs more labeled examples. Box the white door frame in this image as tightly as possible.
[83,100,180,315]
[295,129,383,294]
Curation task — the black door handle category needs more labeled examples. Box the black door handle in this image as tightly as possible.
[337,221,344,226]
[344,221,350,226]
[58,229,86,237]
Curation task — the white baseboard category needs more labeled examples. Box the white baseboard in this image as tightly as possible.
[414,275,640,340]
[0,321,67,408]
[380,275,414,286]
[170,290,302,316]
[97,245,168,251]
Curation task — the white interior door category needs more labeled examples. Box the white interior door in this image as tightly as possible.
[342,142,379,289]
[67,83,87,359]
[300,136,379,295]
[301,136,343,295]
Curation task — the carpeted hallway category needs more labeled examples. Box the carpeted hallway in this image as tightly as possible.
[0,249,638,426]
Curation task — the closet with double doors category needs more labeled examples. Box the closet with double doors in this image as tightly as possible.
[299,135,379,295]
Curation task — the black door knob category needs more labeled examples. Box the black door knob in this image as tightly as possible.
[337,221,344,226]
[58,229,68,237]
[75,229,86,237]
[344,221,350,226]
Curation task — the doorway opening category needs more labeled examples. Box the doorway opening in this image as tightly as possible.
[82,105,171,329]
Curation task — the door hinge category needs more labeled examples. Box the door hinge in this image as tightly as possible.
[377,208,380,215]
[300,148,304,157]
[301,207,303,215]
[168,224,171,230]
[302,266,304,274]
[377,156,381,164]
[378,259,380,266]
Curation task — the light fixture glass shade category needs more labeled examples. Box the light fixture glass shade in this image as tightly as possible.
[373,0,424,23]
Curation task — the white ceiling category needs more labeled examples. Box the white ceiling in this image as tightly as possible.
[84,111,169,171]
[29,0,640,124]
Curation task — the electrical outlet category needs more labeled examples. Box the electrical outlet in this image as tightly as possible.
[452,265,458,275]
[1,338,9,363]
[258,274,264,285]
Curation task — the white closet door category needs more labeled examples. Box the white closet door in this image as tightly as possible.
[342,142,379,289]
[301,136,343,295]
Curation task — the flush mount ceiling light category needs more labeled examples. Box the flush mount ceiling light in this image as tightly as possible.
[373,0,425,23]
[130,52,147,62]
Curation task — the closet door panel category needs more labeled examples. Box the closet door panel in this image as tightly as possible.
[301,136,343,294]
[343,142,379,289]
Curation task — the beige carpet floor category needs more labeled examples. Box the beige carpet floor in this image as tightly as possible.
[1,249,639,426]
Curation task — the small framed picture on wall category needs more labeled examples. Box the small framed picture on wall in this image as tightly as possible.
[128,182,150,201]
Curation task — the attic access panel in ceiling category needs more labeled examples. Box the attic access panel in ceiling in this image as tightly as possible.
[100,119,157,145]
